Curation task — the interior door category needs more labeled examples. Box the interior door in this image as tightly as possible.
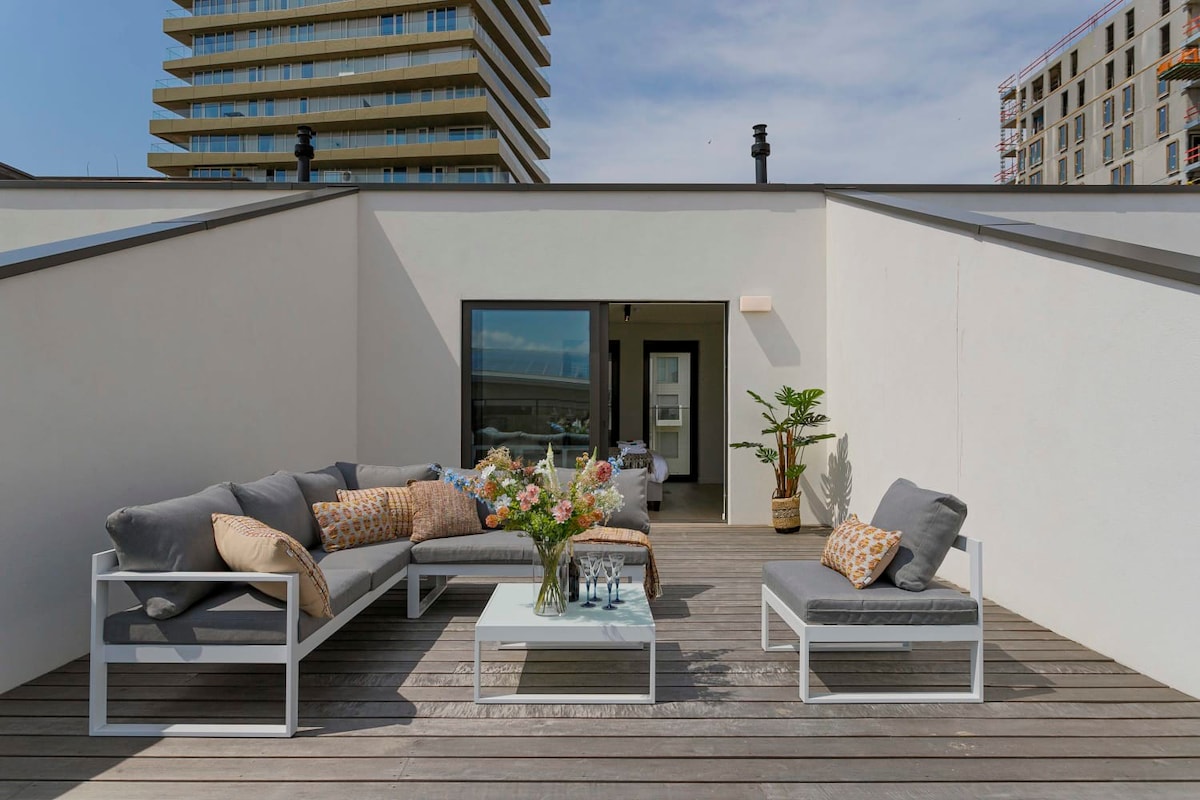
[644,341,698,480]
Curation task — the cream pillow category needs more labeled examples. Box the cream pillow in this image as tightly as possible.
[211,514,332,619]
[820,514,902,589]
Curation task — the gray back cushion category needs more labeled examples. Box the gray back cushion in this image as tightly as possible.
[278,470,344,546]
[106,483,241,620]
[554,466,650,534]
[871,478,968,592]
[307,464,347,491]
[336,462,439,490]
[232,473,316,550]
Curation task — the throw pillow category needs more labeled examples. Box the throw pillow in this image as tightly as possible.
[408,480,484,543]
[337,486,414,539]
[211,514,332,619]
[871,478,969,591]
[311,494,395,553]
[821,514,902,590]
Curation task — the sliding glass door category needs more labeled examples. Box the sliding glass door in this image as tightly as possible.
[463,302,608,468]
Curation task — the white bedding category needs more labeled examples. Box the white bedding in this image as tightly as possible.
[650,452,670,483]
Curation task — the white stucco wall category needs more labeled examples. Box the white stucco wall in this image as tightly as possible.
[827,197,1200,698]
[0,188,294,252]
[356,190,830,525]
[0,196,359,693]
[894,191,1200,257]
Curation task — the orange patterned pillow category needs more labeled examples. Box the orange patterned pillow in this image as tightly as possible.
[821,514,902,589]
[312,494,395,553]
[211,514,332,619]
[408,480,483,543]
[337,486,414,539]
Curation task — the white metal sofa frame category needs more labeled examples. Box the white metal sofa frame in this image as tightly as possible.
[407,563,646,619]
[761,535,984,704]
[90,549,408,738]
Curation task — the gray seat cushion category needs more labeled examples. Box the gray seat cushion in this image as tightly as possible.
[763,561,978,626]
[555,466,651,534]
[231,473,317,550]
[323,567,372,615]
[278,470,344,545]
[871,479,968,591]
[312,539,413,590]
[105,484,241,620]
[336,462,440,491]
[411,530,647,565]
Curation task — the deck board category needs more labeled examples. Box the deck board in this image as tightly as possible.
[0,525,1196,797]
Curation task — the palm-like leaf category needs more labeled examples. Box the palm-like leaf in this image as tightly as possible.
[731,386,833,498]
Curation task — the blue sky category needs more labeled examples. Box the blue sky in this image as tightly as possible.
[0,1,1104,182]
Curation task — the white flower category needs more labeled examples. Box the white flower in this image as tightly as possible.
[480,464,496,480]
[502,477,516,487]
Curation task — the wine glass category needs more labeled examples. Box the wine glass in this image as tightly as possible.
[601,555,617,611]
[609,553,626,604]
[580,553,598,608]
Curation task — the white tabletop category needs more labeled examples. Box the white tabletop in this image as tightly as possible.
[476,583,655,643]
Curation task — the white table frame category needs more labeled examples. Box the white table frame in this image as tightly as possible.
[473,583,656,704]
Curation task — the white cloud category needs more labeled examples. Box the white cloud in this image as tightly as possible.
[542,0,1098,183]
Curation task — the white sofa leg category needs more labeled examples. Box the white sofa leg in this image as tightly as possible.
[407,569,422,618]
[798,629,811,702]
[284,656,299,735]
[969,636,985,702]
[89,563,108,735]
[761,588,770,651]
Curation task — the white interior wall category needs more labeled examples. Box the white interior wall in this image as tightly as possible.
[0,188,294,252]
[0,196,359,693]
[608,311,726,485]
[893,191,1200,257]
[356,190,830,525]
[827,197,1200,699]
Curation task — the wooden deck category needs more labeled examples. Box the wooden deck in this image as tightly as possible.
[2,526,1198,799]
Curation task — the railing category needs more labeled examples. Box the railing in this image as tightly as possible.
[236,167,515,184]
[184,0,347,16]
[152,109,185,120]
[1016,0,1125,84]
[1187,106,1200,126]
[1186,14,1200,39]
[1187,143,1200,166]
[164,84,487,119]
[155,77,190,89]
[149,143,189,153]
[998,74,1016,96]
[1159,47,1200,75]
[994,165,1019,184]
[996,132,1021,152]
[183,128,499,153]
[1000,103,1018,123]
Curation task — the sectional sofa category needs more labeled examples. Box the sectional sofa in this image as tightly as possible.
[90,461,651,738]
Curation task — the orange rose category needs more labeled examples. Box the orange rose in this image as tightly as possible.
[485,514,500,528]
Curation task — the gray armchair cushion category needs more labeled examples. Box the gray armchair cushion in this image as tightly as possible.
[105,484,241,620]
[313,539,413,590]
[231,473,316,549]
[871,478,969,592]
[763,561,977,626]
[336,462,439,490]
[278,470,344,546]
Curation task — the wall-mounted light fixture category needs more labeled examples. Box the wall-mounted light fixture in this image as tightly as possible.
[623,303,632,322]
[739,296,772,313]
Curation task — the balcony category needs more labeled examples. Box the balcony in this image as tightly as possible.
[1158,47,1200,81]
[0,184,1198,794]
[1186,13,1200,46]
[997,132,1020,157]
[994,164,1018,183]
[1000,103,1018,128]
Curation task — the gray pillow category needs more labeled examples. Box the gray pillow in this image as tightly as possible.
[871,478,968,592]
[279,470,344,547]
[609,467,651,534]
[232,473,316,550]
[336,462,440,490]
[105,484,241,620]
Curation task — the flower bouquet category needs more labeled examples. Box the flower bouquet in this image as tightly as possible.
[443,445,624,615]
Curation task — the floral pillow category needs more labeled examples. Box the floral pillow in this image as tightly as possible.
[337,486,414,539]
[820,514,902,589]
[311,494,394,552]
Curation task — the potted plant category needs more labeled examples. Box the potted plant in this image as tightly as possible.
[731,386,834,533]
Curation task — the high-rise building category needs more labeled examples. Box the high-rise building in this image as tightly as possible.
[149,1,550,184]
[997,0,1199,186]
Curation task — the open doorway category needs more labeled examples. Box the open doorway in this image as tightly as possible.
[608,303,726,523]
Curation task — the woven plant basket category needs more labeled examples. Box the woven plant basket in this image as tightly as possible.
[771,495,802,534]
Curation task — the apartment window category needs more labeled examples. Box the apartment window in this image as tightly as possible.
[1123,123,1134,153]
[1057,157,1068,184]
[1126,9,1135,40]
[1158,105,1170,136]
[288,24,314,43]
[1162,0,1171,16]
[1058,123,1069,152]
[1105,23,1115,52]
[300,61,313,79]
[1049,63,1062,90]
[1168,140,1181,172]
[1159,78,1171,98]
[1161,24,1171,57]
[1019,149,1026,172]
[266,169,287,183]
[1103,97,1115,126]
[1125,48,1135,78]
[1032,109,1045,133]
[1029,170,1044,185]
[258,134,274,152]
[1074,113,1086,142]
[380,14,402,35]
[1075,149,1085,177]
[1123,84,1135,115]
[1061,90,1070,116]
[427,7,457,32]
[298,96,308,114]
[1077,79,1086,108]
[1110,166,1122,184]
[1122,162,1134,184]
[1104,133,1115,163]
[1030,138,1044,166]
[1032,76,1044,102]
[1070,49,1079,76]
[1105,61,1115,90]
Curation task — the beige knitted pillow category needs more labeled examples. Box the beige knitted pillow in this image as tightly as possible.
[408,480,483,543]
[211,514,332,619]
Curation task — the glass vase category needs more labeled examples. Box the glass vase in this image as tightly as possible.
[532,538,569,616]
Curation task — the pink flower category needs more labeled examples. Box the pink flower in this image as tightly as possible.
[595,461,613,482]
[517,483,540,512]
[552,499,573,523]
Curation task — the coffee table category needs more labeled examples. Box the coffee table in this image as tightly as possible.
[474,582,656,704]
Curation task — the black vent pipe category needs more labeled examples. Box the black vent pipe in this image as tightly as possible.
[751,124,770,184]
[295,126,315,182]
